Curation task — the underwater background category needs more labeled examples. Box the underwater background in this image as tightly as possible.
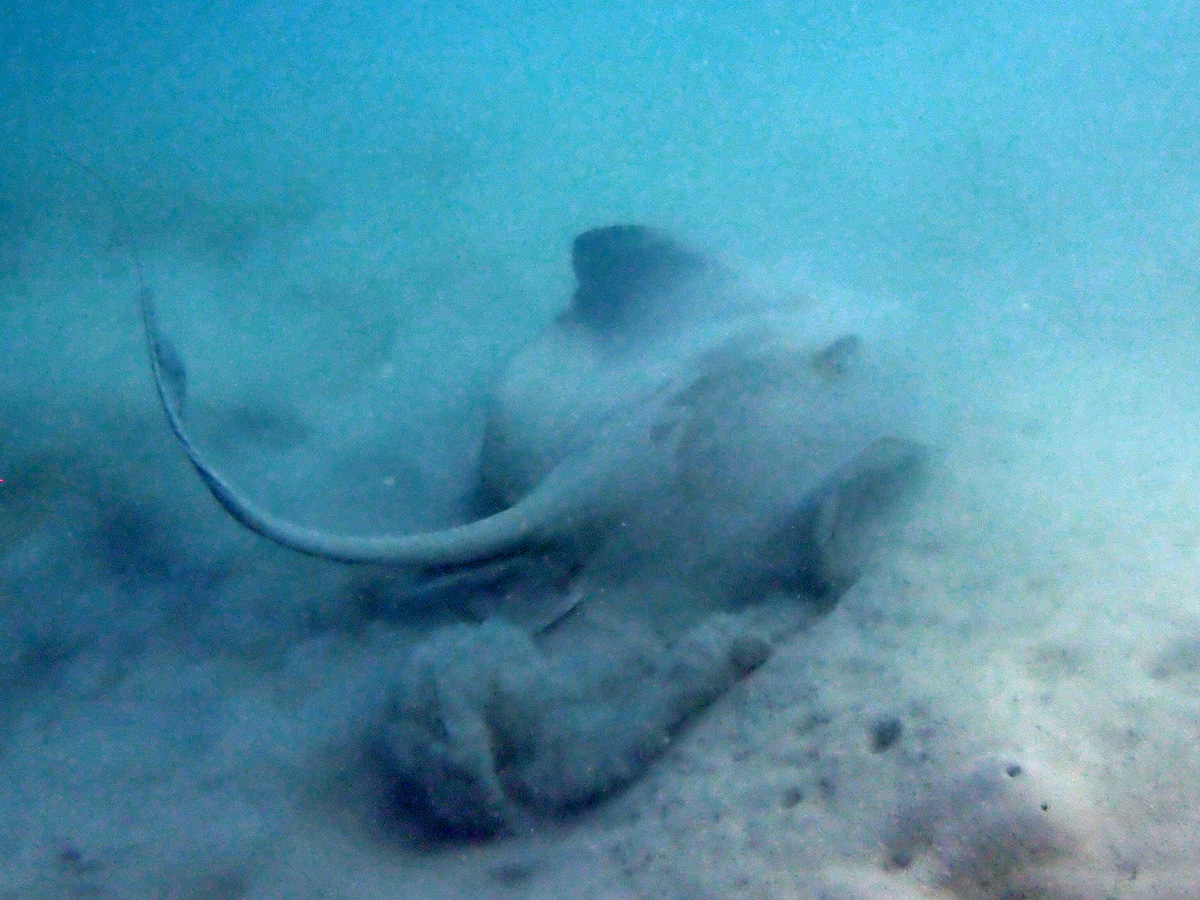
[1,0,1198,897]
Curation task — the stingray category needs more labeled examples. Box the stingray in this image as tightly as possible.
[141,224,930,836]
[140,225,925,622]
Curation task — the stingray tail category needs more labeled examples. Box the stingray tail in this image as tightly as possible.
[72,164,549,570]
[140,286,550,565]
[124,236,553,568]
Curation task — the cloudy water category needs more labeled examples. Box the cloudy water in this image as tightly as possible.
[1,1,1197,897]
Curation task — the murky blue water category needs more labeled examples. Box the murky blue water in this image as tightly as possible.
[1,1,1197,896]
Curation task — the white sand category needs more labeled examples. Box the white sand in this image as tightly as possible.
[2,239,1198,899]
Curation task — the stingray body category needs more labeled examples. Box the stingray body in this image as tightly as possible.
[143,224,929,836]
[142,225,924,621]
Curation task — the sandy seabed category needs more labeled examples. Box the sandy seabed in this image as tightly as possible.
[1,255,1198,900]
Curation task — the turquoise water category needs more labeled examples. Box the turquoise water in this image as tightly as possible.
[5,0,1195,298]
[1,1,1198,897]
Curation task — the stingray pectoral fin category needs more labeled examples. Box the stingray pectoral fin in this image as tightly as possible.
[819,437,928,546]
[567,224,708,327]
[809,436,928,597]
[140,284,570,568]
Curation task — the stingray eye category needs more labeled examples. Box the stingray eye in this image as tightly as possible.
[810,334,863,381]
